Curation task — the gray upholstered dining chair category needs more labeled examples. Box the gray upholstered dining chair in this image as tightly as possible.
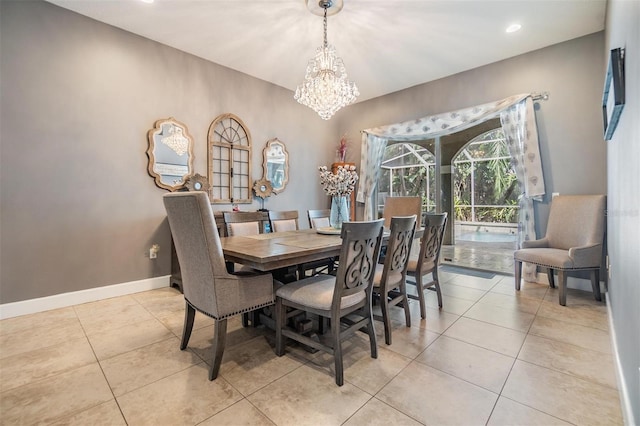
[406,213,448,318]
[163,192,276,380]
[267,209,334,279]
[223,211,265,236]
[268,210,299,232]
[372,215,417,345]
[514,194,606,306]
[262,210,335,279]
[274,219,385,386]
[307,209,331,229]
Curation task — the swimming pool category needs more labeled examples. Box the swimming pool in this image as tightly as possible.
[456,231,517,243]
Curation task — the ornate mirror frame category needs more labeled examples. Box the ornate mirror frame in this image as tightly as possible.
[146,117,194,191]
[262,138,289,194]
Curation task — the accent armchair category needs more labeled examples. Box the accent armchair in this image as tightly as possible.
[514,194,606,306]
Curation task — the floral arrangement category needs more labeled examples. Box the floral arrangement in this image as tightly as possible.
[337,133,348,162]
[318,165,358,196]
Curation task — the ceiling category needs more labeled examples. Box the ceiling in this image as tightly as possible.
[46,0,607,103]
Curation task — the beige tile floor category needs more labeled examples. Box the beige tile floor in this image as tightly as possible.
[0,269,622,426]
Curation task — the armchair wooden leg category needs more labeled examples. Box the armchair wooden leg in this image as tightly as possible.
[591,270,602,302]
[515,261,522,291]
[180,302,196,350]
[547,268,556,288]
[558,270,567,306]
[209,319,227,380]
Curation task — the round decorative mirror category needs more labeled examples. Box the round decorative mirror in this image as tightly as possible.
[262,138,289,194]
[185,173,210,192]
[147,117,194,191]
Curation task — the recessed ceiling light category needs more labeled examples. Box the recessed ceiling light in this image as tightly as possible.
[506,23,522,33]
[140,0,154,3]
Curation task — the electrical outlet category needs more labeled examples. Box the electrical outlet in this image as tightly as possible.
[149,244,160,259]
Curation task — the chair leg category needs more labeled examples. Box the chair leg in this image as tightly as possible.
[415,274,427,319]
[433,270,443,309]
[180,302,196,350]
[367,310,378,360]
[558,270,567,306]
[591,270,602,302]
[275,298,286,357]
[547,268,556,288]
[380,290,392,345]
[400,281,411,328]
[332,317,344,386]
[209,318,227,381]
[514,261,522,291]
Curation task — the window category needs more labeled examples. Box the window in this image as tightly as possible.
[377,143,436,214]
[207,114,252,204]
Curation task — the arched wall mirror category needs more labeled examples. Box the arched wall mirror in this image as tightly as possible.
[262,138,289,194]
[147,117,194,191]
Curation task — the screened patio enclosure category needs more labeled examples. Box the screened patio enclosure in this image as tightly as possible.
[378,122,518,245]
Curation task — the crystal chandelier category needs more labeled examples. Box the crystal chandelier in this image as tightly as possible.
[294,0,359,120]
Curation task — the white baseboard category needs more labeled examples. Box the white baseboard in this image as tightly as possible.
[0,276,170,320]
[607,297,636,426]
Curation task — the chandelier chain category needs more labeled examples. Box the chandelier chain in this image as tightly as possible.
[323,6,328,48]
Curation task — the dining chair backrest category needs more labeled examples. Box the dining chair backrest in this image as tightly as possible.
[333,219,385,303]
[307,209,331,229]
[373,215,417,345]
[164,192,273,318]
[415,213,448,274]
[379,215,417,291]
[544,195,606,251]
[268,210,299,232]
[382,196,422,229]
[223,211,264,236]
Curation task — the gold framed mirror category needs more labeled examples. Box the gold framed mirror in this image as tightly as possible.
[262,138,289,194]
[147,117,194,191]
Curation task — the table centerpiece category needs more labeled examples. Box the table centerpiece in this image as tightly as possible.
[318,164,358,230]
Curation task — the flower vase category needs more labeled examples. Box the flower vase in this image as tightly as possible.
[330,196,349,229]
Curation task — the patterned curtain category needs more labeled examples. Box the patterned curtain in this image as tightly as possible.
[357,93,532,220]
[355,133,388,220]
[501,97,545,281]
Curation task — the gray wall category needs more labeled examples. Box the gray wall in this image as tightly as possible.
[1,2,637,418]
[340,32,608,237]
[0,1,340,303]
[604,0,640,423]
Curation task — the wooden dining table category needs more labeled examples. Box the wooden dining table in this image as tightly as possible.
[220,229,343,273]
[220,226,422,273]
